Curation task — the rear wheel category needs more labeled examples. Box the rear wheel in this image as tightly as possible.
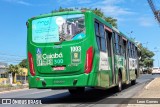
[131,72,137,85]
[68,87,85,95]
[131,79,136,85]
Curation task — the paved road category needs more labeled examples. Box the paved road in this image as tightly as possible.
[0,74,159,107]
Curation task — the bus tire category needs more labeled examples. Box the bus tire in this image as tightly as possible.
[131,79,136,85]
[68,87,85,95]
[131,71,137,85]
[116,72,122,92]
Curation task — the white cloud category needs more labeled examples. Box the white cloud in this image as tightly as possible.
[57,0,73,6]
[56,0,136,23]
[100,0,125,5]
[58,0,92,6]
[17,1,32,6]
[3,0,32,6]
[138,17,155,27]
[91,0,135,18]
[56,0,134,17]
[77,0,91,4]
[100,6,134,17]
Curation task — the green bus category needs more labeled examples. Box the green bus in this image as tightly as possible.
[27,10,140,94]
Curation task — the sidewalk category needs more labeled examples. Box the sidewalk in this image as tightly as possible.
[127,77,160,107]
[0,84,28,93]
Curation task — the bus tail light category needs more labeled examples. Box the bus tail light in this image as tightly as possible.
[28,52,35,76]
[85,47,93,74]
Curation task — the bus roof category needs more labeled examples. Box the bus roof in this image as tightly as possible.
[28,10,83,21]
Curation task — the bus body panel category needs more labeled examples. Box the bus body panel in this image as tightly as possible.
[28,11,100,88]
[28,74,89,88]
[27,11,139,90]
[29,41,86,75]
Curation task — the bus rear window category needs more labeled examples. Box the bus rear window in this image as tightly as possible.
[32,14,85,43]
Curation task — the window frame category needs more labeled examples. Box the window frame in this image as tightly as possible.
[113,32,123,55]
[94,20,107,52]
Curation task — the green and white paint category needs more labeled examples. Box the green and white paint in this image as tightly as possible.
[99,52,110,71]
[36,52,63,66]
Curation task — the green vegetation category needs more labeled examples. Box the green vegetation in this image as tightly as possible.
[7,59,27,83]
[138,44,154,68]
[7,64,19,83]
[19,59,27,68]
[0,84,12,88]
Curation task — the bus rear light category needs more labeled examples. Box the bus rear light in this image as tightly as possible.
[28,52,35,76]
[85,47,94,74]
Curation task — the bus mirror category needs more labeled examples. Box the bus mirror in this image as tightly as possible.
[26,21,29,28]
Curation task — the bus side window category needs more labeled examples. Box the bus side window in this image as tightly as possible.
[133,44,136,58]
[131,43,133,58]
[99,24,106,52]
[127,42,131,58]
[135,47,138,58]
[106,31,111,57]
[133,44,135,58]
[118,35,122,55]
[130,43,132,57]
[95,22,101,50]
[113,32,117,54]
[130,42,132,58]
[114,33,121,55]
[94,21,106,52]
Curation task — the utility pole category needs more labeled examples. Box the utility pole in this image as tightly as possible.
[148,0,160,24]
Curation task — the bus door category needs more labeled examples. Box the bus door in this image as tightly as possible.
[105,26,116,85]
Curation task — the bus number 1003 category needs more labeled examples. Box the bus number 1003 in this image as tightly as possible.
[71,46,81,52]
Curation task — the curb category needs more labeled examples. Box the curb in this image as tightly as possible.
[145,78,156,90]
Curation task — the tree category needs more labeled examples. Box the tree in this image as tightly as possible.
[52,7,117,28]
[138,44,154,68]
[92,8,117,28]
[19,59,27,68]
[105,17,117,28]
[18,69,23,83]
[7,64,19,83]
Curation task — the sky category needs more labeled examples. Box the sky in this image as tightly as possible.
[0,0,160,66]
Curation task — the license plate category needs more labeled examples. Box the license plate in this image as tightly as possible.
[53,66,65,70]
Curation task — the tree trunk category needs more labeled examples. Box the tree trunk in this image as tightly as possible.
[12,73,16,83]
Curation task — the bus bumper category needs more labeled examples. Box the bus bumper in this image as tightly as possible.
[28,73,90,89]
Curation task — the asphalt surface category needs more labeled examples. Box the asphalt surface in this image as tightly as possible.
[0,74,160,107]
